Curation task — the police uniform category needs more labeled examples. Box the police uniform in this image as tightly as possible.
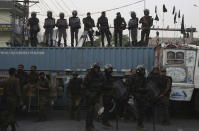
[84,68,104,131]
[139,14,153,46]
[69,16,81,47]
[83,16,95,46]
[97,15,111,47]
[27,17,40,47]
[3,76,22,131]
[114,15,126,47]
[128,17,139,46]
[67,77,83,120]
[44,17,56,47]
[56,17,68,47]
[37,77,49,121]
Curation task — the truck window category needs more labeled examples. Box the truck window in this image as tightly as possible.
[167,51,184,65]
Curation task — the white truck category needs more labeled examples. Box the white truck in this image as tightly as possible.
[156,44,199,112]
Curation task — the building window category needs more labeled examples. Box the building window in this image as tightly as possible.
[167,51,184,65]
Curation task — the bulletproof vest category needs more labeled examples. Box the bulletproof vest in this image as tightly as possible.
[44,18,55,29]
[98,17,109,28]
[128,18,138,29]
[83,17,94,30]
[68,78,82,95]
[38,79,49,96]
[16,71,27,87]
[141,16,153,29]
[87,71,104,91]
[28,71,39,84]
[57,19,68,29]
[114,17,126,30]
[69,17,81,29]
[28,18,39,31]
[103,73,114,91]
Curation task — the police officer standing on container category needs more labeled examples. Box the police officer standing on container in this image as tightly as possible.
[97,11,111,47]
[44,11,56,47]
[69,10,81,47]
[83,12,95,46]
[56,12,68,47]
[128,11,139,46]
[139,9,153,46]
[114,12,126,47]
[27,12,40,47]
[84,63,104,131]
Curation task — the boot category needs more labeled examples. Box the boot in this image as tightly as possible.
[102,121,112,129]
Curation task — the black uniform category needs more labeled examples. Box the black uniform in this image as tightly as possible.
[101,72,114,125]
[97,14,111,46]
[69,16,81,47]
[56,18,68,46]
[114,15,126,47]
[67,77,83,120]
[44,17,56,47]
[27,17,40,47]
[128,17,139,46]
[83,16,95,46]
[84,69,104,129]
[139,15,153,46]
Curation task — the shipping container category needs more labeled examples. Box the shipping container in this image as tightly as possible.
[0,47,155,72]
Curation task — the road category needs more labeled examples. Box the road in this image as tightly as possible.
[10,110,199,131]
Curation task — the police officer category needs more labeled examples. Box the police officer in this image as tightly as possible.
[84,63,104,131]
[36,72,49,121]
[101,64,114,128]
[69,10,81,47]
[28,65,39,85]
[97,11,111,47]
[27,12,40,47]
[83,12,95,46]
[114,12,126,47]
[67,72,83,120]
[139,9,153,46]
[3,68,23,131]
[159,68,172,125]
[44,11,55,47]
[133,65,147,131]
[128,11,139,46]
[56,12,68,47]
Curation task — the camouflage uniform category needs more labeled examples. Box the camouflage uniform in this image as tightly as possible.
[37,77,49,121]
[3,76,22,130]
[67,77,83,120]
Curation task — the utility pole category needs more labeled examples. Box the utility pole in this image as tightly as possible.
[11,0,16,46]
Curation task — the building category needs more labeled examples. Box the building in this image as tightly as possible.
[0,0,27,46]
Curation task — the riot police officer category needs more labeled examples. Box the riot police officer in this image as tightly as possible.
[128,11,139,46]
[114,12,126,47]
[56,12,68,47]
[83,12,95,46]
[139,9,153,46]
[97,11,111,47]
[101,64,114,128]
[159,68,172,125]
[69,10,81,47]
[44,11,56,47]
[84,63,104,131]
[27,12,40,47]
[67,72,83,120]
[133,65,147,131]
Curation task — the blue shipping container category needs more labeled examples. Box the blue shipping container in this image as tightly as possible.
[0,47,155,72]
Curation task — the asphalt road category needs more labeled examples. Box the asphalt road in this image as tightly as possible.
[9,110,199,131]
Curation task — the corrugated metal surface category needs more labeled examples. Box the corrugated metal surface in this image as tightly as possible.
[0,47,155,71]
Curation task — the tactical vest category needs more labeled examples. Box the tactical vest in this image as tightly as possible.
[69,17,81,29]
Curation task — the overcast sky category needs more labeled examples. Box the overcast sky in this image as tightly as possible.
[29,0,199,38]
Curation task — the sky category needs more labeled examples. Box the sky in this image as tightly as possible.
[29,0,199,39]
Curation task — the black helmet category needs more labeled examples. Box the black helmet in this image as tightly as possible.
[47,11,52,17]
[136,65,145,74]
[144,9,150,16]
[130,11,136,17]
[72,10,78,16]
[59,12,64,18]
[72,71,78,76]
[31,12,36,18]
[92,63,100,69]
